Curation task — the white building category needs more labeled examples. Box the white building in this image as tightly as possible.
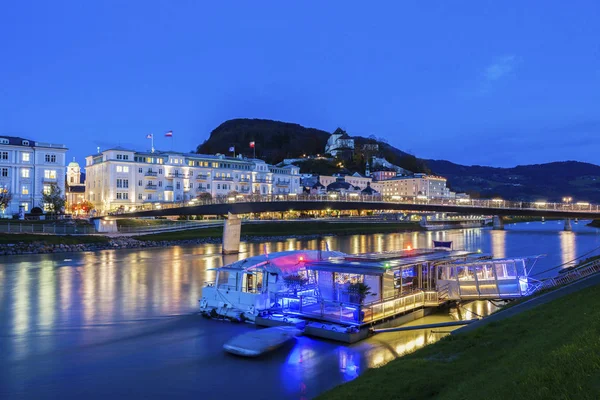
[85,148,302,213]
[0,135,67,216]
[376,173,452,199]
[66,159,86,208]
[319,173,372,190]
[324,128,354,157]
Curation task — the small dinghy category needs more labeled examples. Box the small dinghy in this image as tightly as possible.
[223,326,302,357]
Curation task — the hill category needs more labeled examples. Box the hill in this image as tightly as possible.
[196,118,430,173]
[427,159,600,202]
[196,118,600,202]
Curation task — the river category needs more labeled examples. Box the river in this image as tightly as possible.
[1,221,599,399]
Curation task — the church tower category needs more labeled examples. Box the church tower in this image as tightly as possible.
[67,158,81,186]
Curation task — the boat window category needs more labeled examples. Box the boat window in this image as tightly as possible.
[217,271,236,290]
[242,271,264,294]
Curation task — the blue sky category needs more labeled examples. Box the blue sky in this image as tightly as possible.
[1,1,599,167]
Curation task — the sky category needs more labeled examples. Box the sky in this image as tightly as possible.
[1,1,599,168]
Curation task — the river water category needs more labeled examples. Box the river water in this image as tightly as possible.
[1,221,599,399]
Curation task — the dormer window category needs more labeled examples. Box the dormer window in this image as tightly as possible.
[0,138,9,145]
[22,140,29,146]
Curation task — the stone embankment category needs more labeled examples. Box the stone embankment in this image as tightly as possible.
[0,234,327,256]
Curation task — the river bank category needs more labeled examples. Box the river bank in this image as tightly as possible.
[0,221,423,256]
[320,281,600,400]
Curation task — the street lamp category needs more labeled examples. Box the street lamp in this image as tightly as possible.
[562,196,572,204]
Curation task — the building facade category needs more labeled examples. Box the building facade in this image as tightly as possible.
[376,174,452,199]
[324,128,355,157]
[0,136,67,216]
[66,159,86,208]
[371,170,397,181]
[318,173,372,190]
[85,148,302,213]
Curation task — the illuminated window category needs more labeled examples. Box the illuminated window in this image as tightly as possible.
[21,169,30,178]
[43,184,51,195]
[22,153,30,162]
[20,202,29,212]
[22,185,29,195]
[44,170,57,179]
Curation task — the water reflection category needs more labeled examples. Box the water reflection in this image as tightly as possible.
[490,230,507,258]
[559,231,577,267]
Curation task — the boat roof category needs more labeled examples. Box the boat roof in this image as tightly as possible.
[306,250,476,275]
[216,250,346,275]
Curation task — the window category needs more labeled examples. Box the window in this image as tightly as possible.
[116,179,124,188]
[147,194,152,200]
[217,184,221,190]
[44,170,57,179]
[138,180,142,186]
[22,153,30,162]
[1,151,8,160]
[117,154,123,160]
[21,169,30,178]
[158,168,163,174]
[22,185,29,195]
[158,181,162,187]
[20,202,29,212]
[116,165,129,173]
[176,182,181,189]
[116,192,129,200]
[45,154,57,163]
[43,184,51,195]
[123,179,129,188]
[139,168,143,173]
[138,193,142,200]
[70,176,74,183]
[22,140,29,146]
[207,184,210,189]
[0,138,8,145]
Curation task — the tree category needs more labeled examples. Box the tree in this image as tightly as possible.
[0,188,12,212]
[42,183,66,215]
[68,200,94,216]
[197,192,212,203]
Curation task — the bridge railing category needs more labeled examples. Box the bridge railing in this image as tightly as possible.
[118,193,600,215]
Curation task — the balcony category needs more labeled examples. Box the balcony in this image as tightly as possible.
[196,174,209,180]
[196,187,209,193]
[145,184,158,191]
[145,171,158,177]
[254,178,272,184]
[167,172,184,178]
[275,180,291,186]
[164,185,173,191]
[239,187,250,193]
[239,178,251,184]
[214,176,234,181]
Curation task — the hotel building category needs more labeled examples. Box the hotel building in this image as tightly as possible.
[0,136,67,216]
[85,148,302,213]
[376,173,452,199]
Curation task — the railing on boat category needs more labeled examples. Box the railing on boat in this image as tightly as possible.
[274,290,439,326]
[537,259,600,292]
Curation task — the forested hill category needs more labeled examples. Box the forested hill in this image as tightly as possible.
[196,118,600,202]
[426,160,600,202]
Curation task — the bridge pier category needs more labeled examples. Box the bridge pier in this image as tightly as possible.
[564,218,572,232]
[492,215,504,230]
[222,213,241,254]
[93,218,118,233]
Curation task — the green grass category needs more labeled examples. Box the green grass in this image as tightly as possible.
[116,218,176,227]
[136,221,423,241]
[320,284,600,400]
[0,233,110,245]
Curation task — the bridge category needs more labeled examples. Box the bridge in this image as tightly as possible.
[116,194,600,220]
[91,194,600,253]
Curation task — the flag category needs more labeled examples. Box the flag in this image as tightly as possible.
[229,146,235,152]
[249,141,255,148]
[165,131,173,137]
[146,134,153,139]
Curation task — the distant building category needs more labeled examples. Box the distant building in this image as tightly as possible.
[326,177,361,194]
[66,159,86,208]
[371,156,412,176]
[0,135,67,216]
[318,173,372,190]
[325,128,354,157]
[376,174,451,199]
[85,148,302,213]
[371,170,397,182]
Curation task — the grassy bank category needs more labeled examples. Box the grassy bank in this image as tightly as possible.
[321,283,600,400]
[136,221,423,242]
[0,233,110,245]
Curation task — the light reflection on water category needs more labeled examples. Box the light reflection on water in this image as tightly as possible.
[0,221,599,399]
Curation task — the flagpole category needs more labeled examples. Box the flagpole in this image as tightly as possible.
[151,134,154,153]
